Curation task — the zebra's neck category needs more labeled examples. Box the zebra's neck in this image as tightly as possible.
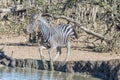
[39,21,52,42]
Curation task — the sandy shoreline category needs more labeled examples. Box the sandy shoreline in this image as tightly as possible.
[0,35,120,61]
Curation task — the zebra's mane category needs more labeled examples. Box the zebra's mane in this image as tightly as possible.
[39,17,50,28]
[31,14,51,28]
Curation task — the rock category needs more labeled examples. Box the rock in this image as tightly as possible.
[0,64,5,68]
[0,50,14,67]
[9,59,16,67]
[0,50,5,59]
[66,61,74,73]
[109,61,120,80]
[54,61,66,72]
[0,58,10,66]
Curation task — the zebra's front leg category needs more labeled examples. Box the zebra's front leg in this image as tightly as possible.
[39,46,48,69]
[38,46,45,60]
[53,47,61,61]
[48,49,54,70]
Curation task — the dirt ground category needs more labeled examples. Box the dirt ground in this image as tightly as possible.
[0,35,119,61]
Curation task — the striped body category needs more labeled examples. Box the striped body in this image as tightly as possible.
[26,14,78,63]
[39,24,78,49]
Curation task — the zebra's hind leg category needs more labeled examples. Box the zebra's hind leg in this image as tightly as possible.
[65,42,71,61]
[48,49,54,70]
[53,47,61,61]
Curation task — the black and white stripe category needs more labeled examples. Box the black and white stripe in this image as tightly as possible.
[26,14,78,62]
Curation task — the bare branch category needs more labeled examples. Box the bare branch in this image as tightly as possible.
[0,6,26,14]
[42,13,111,43]
[0,8,11,13]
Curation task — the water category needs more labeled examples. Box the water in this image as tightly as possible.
[0,66,102,80]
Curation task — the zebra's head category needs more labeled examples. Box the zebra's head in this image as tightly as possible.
[25,14,50,34]
[25,14,40,34]
[25,23,34,34]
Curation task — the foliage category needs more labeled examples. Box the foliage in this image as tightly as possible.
[0,0,120,53]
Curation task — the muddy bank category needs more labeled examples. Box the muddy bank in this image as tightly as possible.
[13,59,119,80]
[0,51,120,80]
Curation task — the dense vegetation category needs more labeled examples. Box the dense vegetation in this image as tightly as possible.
[0,0,120,53]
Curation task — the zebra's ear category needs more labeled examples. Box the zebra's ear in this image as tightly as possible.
[31,14,40,22]
[35,14,41,21]
[39,13,42,17]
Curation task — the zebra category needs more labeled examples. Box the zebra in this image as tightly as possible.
[26,14,78,69]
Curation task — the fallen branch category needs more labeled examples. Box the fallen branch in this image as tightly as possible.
[42,13,111,43]
[0,9,11,13]
[0,7,26,14]
[0,8,26,13]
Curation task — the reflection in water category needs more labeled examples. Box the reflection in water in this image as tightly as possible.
[0,67,102,80]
